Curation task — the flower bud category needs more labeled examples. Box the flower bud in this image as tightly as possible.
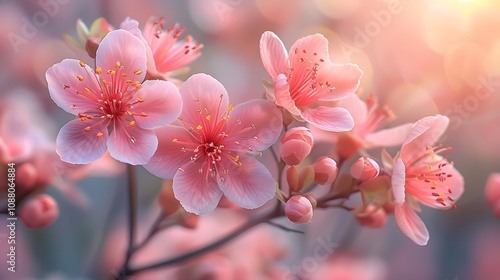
[285,195,313,224]
[177,210,200,229]
[312,156,338,185]
[19,194,59,228]
[485,173,500,218]
[350,157,380,181]
[158,179,180,216]
[336,133,364,161]
[280,127,313,166]
[16,163,37,192]
[85,37,101,58]
[354,204,387,229]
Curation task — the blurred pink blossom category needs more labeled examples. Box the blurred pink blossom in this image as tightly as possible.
[19,194,59,228]
[354,204,388,229]
[484,172,500,218]
[145,73,282,215]
[47,29,182,165]
[260,31,362,131]
[306,252,387,280]
[311,93,413,161]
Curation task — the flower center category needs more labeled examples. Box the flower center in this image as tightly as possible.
[407,144,457,208]
[63,60,148,142]
[286,47,334,106]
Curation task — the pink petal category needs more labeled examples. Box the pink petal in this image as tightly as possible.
[289,33,329,65]
[173,161,223,215]
[144,125,196,179]
[96,29,147,81]
[318,63,363,101]
[217,156,276,209]
[224,99,282,153]
[274,74,301,115]
[365,123,413,148]
[56,119,108,164]
[260,31,289,79]
[341,94,368,127]
[46,59,101,114]
[394,203,429,246]
[392,158,406,204]
[107,119,158,165]
[178,73,229,130]
[401,115,449,161]
[119,17,158,76]
[131,80,182,129]
[301,106,354,132]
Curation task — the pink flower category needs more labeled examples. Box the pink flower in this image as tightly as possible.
[145,74,283,215]
[285,195,313,224]
[390,115,464,245]
[46,29,182,165]
[260,31,363,131]
[279,126,313,166]
[311,93,413,161]
[121,17,202,80]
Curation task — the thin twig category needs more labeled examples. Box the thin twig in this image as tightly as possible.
[114,164,138,279]
[266,221,304,234]
[125,206,283,276]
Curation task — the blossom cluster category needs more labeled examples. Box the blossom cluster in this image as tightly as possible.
[39,15,466,248]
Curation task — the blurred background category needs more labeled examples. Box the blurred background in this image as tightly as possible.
[1,0,499,279]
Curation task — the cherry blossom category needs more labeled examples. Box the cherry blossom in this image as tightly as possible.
[46,29,182,165]
[260,31,362,131]
[145,74,283,214]
[390,115,464,245]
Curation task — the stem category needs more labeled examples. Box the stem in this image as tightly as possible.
[125,206,283,276]
[115,164,137,279]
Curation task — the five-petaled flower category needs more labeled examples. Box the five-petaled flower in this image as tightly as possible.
[46,29,182,165]
[390,115,464,245]
[145,74,283,215]
[260,31,363,132]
